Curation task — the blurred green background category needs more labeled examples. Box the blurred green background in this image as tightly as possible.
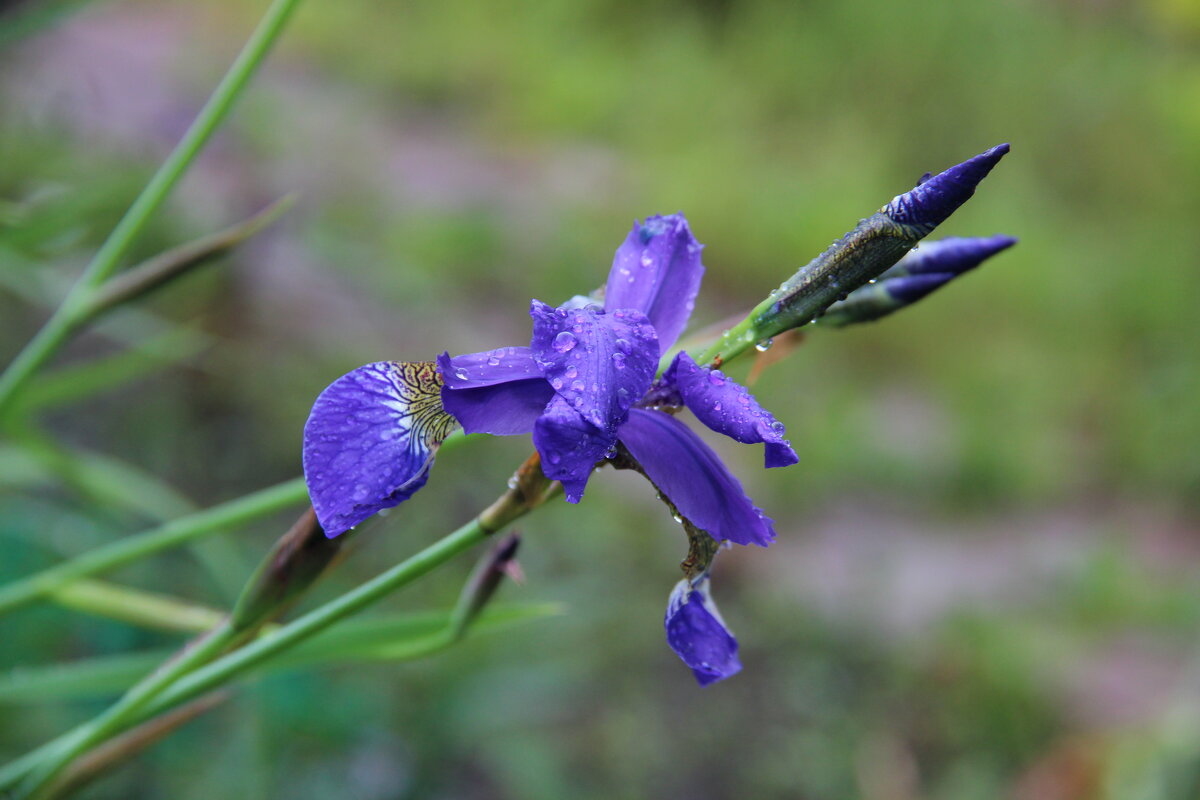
[2,0,1199,797]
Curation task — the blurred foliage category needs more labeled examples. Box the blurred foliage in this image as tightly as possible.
[1,0,1198,797]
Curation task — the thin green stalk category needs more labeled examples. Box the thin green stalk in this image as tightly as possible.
[12,519,491,795]
[0,478,307,615]
[141,518,490,719]
[6,454,546,787]
[692,313,763,368]
[50,580,226,634]
[0,0,305,419]
[19,622,240,797]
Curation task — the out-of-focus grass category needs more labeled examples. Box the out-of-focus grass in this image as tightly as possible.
[1,0,1198,797]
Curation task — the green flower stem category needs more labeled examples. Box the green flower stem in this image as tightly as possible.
[137,519,488,726]
[7,454,551,791]
[138,466,550,723]
[45,691,232,800]
[692,313,764,369]
[19,621,240,798]
[0,478,308,616]
[0,0,305,420]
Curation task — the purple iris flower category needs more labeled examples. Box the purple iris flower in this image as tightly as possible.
[437,213,797,545]
[304,213,797,686]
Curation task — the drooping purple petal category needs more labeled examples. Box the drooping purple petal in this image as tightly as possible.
[665,578,742,686]
[618,408,776,547]
[661,352,799,469]
[532,394,613,502]
[437,348,554,435]
[604,214,705,354]
[883,144,1010,229]
[528,300,658,433]
[303,361,458,537]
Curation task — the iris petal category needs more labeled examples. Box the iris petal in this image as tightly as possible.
[618,408,777,546]
[665,578,742,686]
[662,352,799,469]
[303,361,458,537]
[528,300,658,433]
[532,394,613,502]
[604,214,705,354]
[438,348,554,435]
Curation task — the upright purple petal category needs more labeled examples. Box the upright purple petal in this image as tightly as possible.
[604,214,705,354]
[665,578,742,686]
[532,394,613,502]
[661,352,799,469]
[528,300,658,432]
[882,144,1010,229]
[303,361,458,537]
[438,348,554,435]
[618,408,776,547]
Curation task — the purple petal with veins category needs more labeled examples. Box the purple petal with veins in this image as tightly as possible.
[303,361,457,537]
[618,408,776,547]
[604,213,705,354]
[662,351,799,469]
[532,394,614,502]
[528,300,658,433]
[437,348,554,435]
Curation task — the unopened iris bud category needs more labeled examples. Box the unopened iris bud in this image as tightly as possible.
[877,234,1018,280]
[451,532,523,634]
[818,234,1017,327]
[882,144,1010,232]
[230,507,345,631]
[746,145,1011,344]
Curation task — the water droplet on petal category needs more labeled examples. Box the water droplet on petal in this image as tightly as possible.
[565,366,578,379]
[611,352,626,369]
[487,356,501,366]
[571,379,586,391]
[553,331,578,353]
[707,370,725,386]
[551,377,564,389]
[770,420,786,435]
[614,338,632,354]
[640,252,654,268]
[713,402,722,411]
[454,368,468,380]
[755,338,774,352]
